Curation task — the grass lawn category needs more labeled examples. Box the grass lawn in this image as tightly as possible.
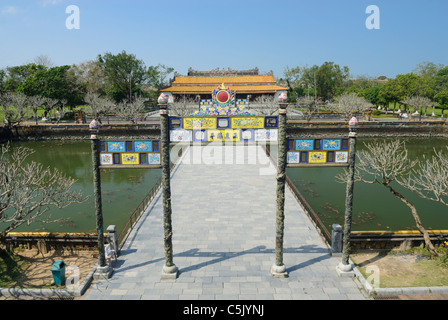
[352,247,448,288]
[0,250,29,288]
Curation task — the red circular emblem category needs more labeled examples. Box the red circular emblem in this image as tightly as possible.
[217,91,229,103]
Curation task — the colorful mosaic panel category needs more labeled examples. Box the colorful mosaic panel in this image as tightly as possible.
[231,117,265,129]
[107,141,125,152]
[322,139,341,150]
[335,151,348,163]
[287,152,300,164]
[134,141,152,152]
[183,117,217,130]
[309,151,327,164]
[287,138,349,166]
[295,139,314,151]
[121,153,139,165]
[255,129,278,141]
[170,130,192,142]
[100,153,113,165]
[207,129,241,142]
[100,140,161,167]
[148,153,161,165]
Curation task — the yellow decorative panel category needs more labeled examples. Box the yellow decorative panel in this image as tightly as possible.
[207,129,241,142]
[308,151,327,164]
[183,117,217,129]
[230,117,265,129]
[121,153,139,165]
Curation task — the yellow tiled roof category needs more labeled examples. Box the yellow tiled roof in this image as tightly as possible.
[171,75,277,85]
[161,84,287,94]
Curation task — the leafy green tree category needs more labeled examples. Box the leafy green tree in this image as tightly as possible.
[434,66,448,91]
[0,69,6,94]
[315,62,350,100]
[97,50,150,103]
[17,66,84,108]
[2,63,46,93]
[361,86,382,108]
[435,89,448,117]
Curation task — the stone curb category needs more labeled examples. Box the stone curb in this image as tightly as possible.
[0,265,97,299]
[351,260,448,296]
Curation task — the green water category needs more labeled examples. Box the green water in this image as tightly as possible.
[286,137,448,232]
[2,140,161,234]
[2,137,447,234]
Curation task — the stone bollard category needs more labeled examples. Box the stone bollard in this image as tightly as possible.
[107,225,118,256]
[331,224,343,257]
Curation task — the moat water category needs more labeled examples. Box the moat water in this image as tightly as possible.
[3,137,447,234]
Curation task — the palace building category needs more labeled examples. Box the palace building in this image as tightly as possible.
[160,67,288,103]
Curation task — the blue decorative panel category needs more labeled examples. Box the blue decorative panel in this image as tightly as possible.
[107,141,125,152]
[241,129,254,141]
[152,141,160,152]
[169,117,182,129]
[193,130,207,142]
[217,117,230,129]
[322,139,341,150]
[125,141,133,152]
[295,139,314,151]
[134,141,153,152]
[265,117,278,128]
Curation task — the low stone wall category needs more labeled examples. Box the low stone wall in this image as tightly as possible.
[288,120,448,138]
[4,232,103,253]
[1,119,447,142]
[0,122,161,142]
[350,230,448,251]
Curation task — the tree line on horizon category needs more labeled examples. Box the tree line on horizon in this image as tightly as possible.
[283,61,448,117]
[1,51,448,125]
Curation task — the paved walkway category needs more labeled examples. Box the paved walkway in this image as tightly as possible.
[82,144,366,300]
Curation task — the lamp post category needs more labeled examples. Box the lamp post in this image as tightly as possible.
[271,92,288,278]
[337,116,358,276]
[89,119,112,279]
[159,93,178,279]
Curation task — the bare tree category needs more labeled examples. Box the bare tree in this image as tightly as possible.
[28,95,47,125]
[329,93,373,121]
[42,97,59,120]
[401,96,432,121]
[0,144,87,251]
[115,96,146,124]
[401,147,448,207]
[337,140,439,256]
[169,97,197,117]
[250,95,278,116]
[84,92,111,122]
[0,93,30,127]
[296,96,321,122]
[33,54,55,68]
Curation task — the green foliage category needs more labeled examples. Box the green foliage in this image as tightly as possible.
[97,50,150,103]
[17,65,85,108]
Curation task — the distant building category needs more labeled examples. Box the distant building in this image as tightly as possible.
[160,67,288,103]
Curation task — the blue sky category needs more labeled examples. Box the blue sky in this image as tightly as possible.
[0,0,447,79]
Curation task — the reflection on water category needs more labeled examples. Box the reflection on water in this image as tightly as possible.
[285,137,448,231]
[3,140,161,233]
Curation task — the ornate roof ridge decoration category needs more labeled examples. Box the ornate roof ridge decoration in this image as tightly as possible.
[187,67,260,77]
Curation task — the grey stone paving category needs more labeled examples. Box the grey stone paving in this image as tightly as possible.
[82,144,366,300]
